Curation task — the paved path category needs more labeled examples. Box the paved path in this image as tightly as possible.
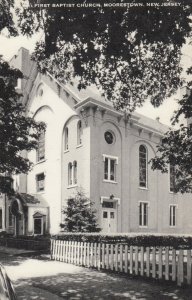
[0,253,192,299]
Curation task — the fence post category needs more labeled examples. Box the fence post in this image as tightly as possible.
[187,250,191,285]
[97,243,101,270]
[83,242,87,266]
[77,241,80,265]
[146,247,150,277]
[158,247,163,280]
[152,247,156,279]
[172,248,176,282]
[120,244,123,272]
[102,244,105,269]
[87,242,90,267]
[94,243,97,268]
[135,247,139,275]
[177,249,184,286]
[90,243,94,267]
[106,244,109,270]
[115,244,118,272]
[110,244,114,271]
[165,247,169,281]
[50,239,53,260]
[124,245,128,273]
[80,242,83,266]
[140,246,144,276]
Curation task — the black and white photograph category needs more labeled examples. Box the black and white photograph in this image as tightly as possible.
[0,0,192,299]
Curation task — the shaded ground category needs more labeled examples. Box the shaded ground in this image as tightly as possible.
[0,253,192,299]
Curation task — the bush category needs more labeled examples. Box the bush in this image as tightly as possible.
[61,189,100,232]
[51,232,192,249]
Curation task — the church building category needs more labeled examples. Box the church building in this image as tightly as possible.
[1,47,192,236]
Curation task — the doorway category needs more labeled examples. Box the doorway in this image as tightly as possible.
[101,201,117,233]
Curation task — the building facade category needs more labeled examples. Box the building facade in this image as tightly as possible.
[1,47,192,235]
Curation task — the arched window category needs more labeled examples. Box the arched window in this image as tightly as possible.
[73,161,77,184]
[37,130,45,162]
[139,145,147,188]
[77,120,82,145]
[64,127,69,151]
[68,163,72,186]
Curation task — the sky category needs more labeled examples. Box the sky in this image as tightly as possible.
[0,31,191,127]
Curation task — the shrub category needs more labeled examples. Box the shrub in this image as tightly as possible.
[51,232,192,249]
[60,189,100,232]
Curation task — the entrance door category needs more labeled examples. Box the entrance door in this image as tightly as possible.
[102,209,117,233]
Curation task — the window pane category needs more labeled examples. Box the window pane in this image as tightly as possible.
[170,206,176,226]
[139,204,142,226]
[0,209,2,229]
[73,161,77,184]
[139,145,147,187]
[169,206,172,226]
[65,127,69,150]
[36,173,45,191]
[102,201,114,208]
[110,159,115,181]
[37,131,45,161]
[103,211,108,218]
[77,121,82,145]
[139,203,148,226]
[104,158,108,180]
[110,212,115,219]
[143,203,147,226]
[68,163,72,185]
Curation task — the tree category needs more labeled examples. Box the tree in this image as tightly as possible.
[16,0,192,111]
[2,0,192,193]
[0,0,45,193]
[0,57,45,192]
[61,189,100,232]
[150,88,192,193]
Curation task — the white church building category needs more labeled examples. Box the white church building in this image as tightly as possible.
[1,47,192,236]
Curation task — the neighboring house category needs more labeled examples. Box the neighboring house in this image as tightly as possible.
[1,47,192,235]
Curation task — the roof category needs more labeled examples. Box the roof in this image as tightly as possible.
[10,47,171,135]
[11,193,49,208]
[134,112,170,134]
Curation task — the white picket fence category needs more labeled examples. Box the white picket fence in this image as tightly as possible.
[50,239,192,286]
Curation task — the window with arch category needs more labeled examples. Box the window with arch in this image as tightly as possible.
[139,145,148,188]
[73,161,77,184]
[68,162,72,186]
[37,130,45,162]
[64,127,69,151]
[77,120,82,145]
[68,161,78,186]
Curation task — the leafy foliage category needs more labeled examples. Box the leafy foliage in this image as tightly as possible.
[52,232,192,249]
[0,57,45,175]
[150,86,192,193]
[61,189,100,232]
[16,0,192,111]
[2,1,192,193]
[0,0,17,36]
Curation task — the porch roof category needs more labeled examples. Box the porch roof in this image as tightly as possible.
[11,193,49,208]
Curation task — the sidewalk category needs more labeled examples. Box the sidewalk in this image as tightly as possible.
[1,254,192,300]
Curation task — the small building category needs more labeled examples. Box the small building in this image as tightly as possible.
[1,47,192,235]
